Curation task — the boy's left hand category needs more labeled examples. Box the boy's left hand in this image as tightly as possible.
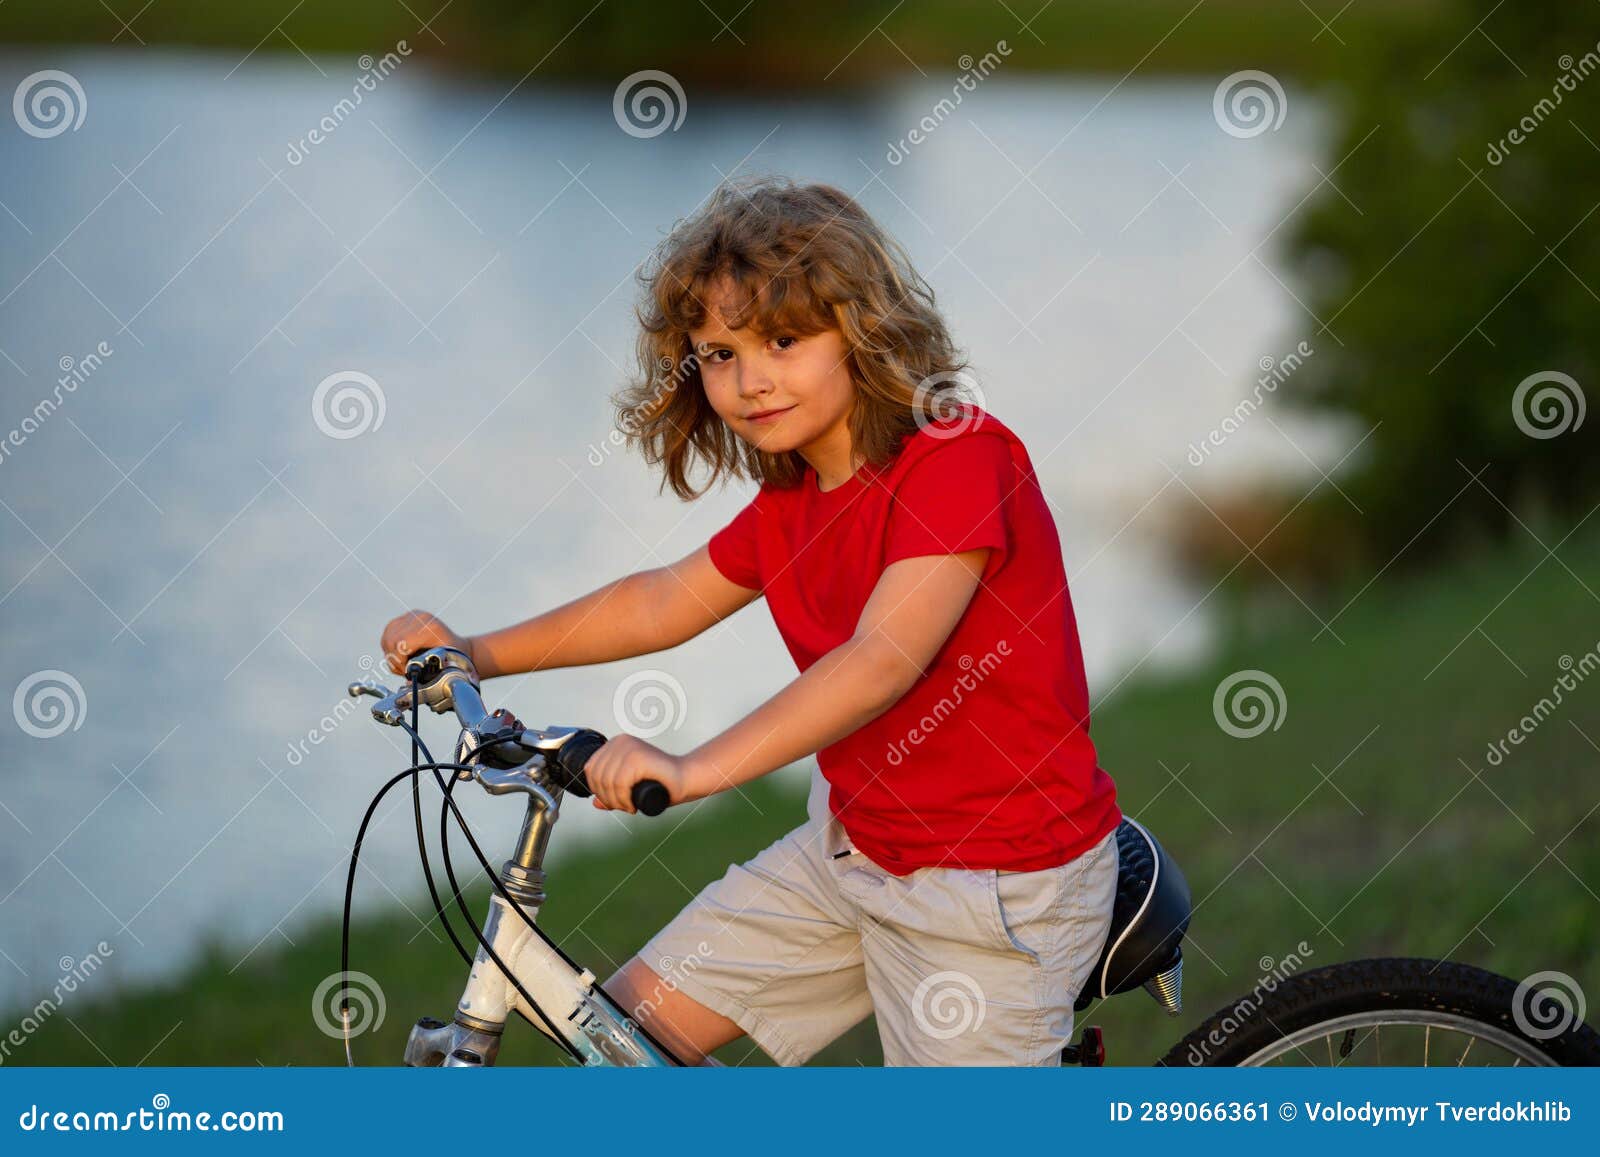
[584,734,691,814]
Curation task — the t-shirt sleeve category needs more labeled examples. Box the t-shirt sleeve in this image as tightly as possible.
[883,432,1013,573]
[706,494,763,591]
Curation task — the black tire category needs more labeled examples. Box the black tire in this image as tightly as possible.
[1158,957,1600,1067]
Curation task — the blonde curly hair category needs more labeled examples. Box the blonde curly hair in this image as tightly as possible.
[612,174,969,500]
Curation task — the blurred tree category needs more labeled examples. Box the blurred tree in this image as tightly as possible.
[1280,0,1599,573]
[0,1,1444,87]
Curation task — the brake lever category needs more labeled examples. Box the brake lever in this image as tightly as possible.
[351,647,485,730]
[349,678,413,726]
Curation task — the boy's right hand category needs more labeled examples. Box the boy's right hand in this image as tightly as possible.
[379,609,474,676]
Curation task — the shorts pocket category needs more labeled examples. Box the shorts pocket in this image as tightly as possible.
[989,865,1067,963]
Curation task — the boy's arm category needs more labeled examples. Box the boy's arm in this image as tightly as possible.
[470,545,760,679]
[583,549,989,810]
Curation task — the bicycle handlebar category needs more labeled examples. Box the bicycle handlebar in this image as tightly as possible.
[351,647,672,816]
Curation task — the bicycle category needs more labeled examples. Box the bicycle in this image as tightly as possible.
[343,646,1600,1067]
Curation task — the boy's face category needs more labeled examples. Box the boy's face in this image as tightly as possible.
[689,279,855,458]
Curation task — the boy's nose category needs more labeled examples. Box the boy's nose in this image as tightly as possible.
[737,368,775,398]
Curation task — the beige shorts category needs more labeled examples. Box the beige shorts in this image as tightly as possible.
[636,770,1118,1066]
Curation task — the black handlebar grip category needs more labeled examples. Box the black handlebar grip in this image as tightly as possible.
[551,728,671,816]
[630,780,670,817]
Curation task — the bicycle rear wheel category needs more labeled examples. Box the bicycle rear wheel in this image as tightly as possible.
[1159,957,1600,1066]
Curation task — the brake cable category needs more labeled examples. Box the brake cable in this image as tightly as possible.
[339,763,440,1065]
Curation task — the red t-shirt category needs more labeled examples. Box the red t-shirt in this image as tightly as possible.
[706,406,1121,875]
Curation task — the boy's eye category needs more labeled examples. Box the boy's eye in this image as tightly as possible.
[696,338,793,363]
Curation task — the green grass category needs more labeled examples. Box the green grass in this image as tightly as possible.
[7,517,1599,1066]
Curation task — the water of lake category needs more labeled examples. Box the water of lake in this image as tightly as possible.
[0,49,1335,1009]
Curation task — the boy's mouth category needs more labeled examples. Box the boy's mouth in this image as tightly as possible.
[745,405,796,424]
